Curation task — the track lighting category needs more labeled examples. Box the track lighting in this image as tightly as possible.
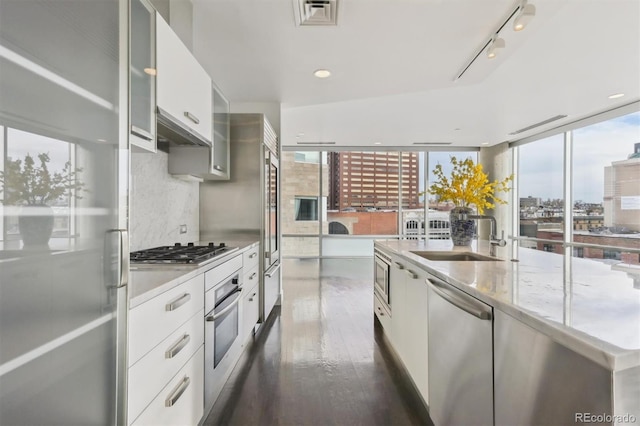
[486,36,505,59]
[513,1,535,31]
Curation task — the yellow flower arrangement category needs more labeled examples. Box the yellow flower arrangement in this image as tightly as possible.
[428,156,513,214]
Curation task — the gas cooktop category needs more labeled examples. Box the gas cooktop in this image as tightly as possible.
[130,242,238,265]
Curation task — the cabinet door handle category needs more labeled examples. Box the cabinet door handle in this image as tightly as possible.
[184,111,200,124]
[165,334,190,359]
[249,272,257,281]
[249,252,257,259]
[377,306,385,316]
[165,293,191,311]
[405,269,418,279]
[249,292,257,302]
[393,261,405,270]
[165,376,190,407]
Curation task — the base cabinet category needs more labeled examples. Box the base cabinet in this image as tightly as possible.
[131,347,204,426]
[384,253,429,405]
[494,310,614,426]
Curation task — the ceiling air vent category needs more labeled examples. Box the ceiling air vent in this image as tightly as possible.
[412,142,453,146]
[295,0,338,26]
[509,115,568,135]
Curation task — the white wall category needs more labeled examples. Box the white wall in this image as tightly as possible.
[130,151,199,251]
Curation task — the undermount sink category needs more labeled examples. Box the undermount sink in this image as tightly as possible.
[410,251,502,262]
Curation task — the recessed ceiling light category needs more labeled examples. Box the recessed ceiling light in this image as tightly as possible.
[374,142,382,145]
[608,93,625,99]
[296,133,305,138]
[481,142,489,145]
[313,69,331,78]
[143,68,157,76]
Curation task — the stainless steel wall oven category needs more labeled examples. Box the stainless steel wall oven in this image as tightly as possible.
[204,269,243,405]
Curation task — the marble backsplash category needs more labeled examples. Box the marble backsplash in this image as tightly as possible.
[130,151,199,251]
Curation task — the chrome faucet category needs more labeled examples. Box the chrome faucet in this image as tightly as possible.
[467,214,506,256]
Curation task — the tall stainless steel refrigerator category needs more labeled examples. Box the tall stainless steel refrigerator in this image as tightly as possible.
[0,0,129,424]
[200,114,281,323]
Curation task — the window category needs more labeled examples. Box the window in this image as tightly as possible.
[572,111,640,255]
[295,196,318,221]
[294,151,321,163]
[517,134,565,245]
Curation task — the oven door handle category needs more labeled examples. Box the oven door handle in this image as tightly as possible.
[205,290,242,322]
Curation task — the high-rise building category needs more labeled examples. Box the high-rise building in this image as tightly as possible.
[328,152,420,211]
[603,143,640,232]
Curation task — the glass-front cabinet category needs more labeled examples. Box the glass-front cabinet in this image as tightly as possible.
[210,84,230,179]
[130,0,156,152]
[0,0,129,424]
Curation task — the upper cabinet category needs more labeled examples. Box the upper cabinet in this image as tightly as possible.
[155,14,212,144]
[130,0,157,152]
[168,83,231,180]
[211,84,230,179]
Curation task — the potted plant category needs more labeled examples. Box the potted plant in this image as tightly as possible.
[428,156,512,246]
[0,152,84,247]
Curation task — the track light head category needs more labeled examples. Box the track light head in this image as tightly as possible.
[486,36,505,59]
[513,2,535,31]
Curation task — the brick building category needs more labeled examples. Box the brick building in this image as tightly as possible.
[328,152,420,211]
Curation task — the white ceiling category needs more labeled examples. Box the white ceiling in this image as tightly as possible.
[192,0,640,147]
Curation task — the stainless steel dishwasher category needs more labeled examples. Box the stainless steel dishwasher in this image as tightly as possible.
[427,275,494,426]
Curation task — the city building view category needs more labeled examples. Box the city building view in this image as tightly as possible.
[282,113,640,266]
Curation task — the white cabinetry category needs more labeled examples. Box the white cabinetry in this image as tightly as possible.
[241,245,260,342]
[127,274,204,425]
[383,253,429,405]
[156,14,211,143]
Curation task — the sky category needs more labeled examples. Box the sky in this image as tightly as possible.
[519,111,640,204]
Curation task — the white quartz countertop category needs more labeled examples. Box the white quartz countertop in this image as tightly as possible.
[129,240,259,309]
[375,239,640,371]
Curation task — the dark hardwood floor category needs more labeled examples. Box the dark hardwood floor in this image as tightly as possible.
[203,258,433,426]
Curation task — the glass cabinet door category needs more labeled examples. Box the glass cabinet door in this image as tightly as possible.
[211,84,230,178]
[130,0,156,152]
[0,0,129,424]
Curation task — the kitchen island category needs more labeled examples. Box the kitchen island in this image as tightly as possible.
[374,239,640,425]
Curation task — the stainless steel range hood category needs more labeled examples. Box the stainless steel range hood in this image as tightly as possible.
[157,107,212,147]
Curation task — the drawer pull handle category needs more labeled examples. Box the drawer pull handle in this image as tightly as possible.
[249,252,257,259]
[166,293,191,311]
[393,261,405,270]
[405,269,418,279]
[165,334,191,359]
[249,272,257,280]
[165,376,190,407]
[183,111,200,124]
[249,292,257,302]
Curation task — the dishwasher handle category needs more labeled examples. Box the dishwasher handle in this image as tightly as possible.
[426,277,492,320]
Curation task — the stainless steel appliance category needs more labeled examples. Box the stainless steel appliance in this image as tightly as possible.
[427,275,493,426]
[0,0,129,423]
[204,268,243,406]
[200,114,281,323]
[130,242,238,265]
[374,249,391,311]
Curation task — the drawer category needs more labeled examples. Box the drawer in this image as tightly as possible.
[242,281,260,343]
[242,265,259,290]
[242,245,260,271]
[129,274,204,366]
[374,293,391,331]
[131,346,204,426]
[128,309,204,423]
[204,254,243,291]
